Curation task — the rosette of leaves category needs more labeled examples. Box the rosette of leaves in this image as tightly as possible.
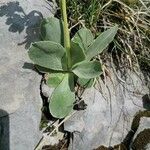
[28,16,118,119]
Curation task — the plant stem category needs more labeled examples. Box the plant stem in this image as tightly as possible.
[61,0,71,69]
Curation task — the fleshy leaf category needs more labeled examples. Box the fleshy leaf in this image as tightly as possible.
[72,28,94,53]
[86,25,118,60]
[70,42,86,66]
[72,61,102,79]
[78,78,94,88]
[35,65,52,73]
[28,41,67,71]
[46,73,65,88]
[40,17,64,45]
[49,74,75,118]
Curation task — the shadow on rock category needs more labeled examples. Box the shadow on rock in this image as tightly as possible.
[142,94,150,110]
[22,62,36,71]
[0,109,9,150]
[0,1,43,49]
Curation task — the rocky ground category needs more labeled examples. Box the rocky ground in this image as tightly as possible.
[0,0,149,150]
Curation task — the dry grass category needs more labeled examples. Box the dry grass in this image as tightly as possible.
[55,0,150,81]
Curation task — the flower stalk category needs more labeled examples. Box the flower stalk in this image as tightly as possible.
[61,0,71,69]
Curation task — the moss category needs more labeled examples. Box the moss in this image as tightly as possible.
[94,145,110,150]
[132,129,150,150]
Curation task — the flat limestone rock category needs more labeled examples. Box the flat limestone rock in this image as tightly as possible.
[0,0,55,149]
[64,70,150,150]
[0,0,55,115]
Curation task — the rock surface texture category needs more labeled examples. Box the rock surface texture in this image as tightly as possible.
[0,0,55,150]
[64,70,150,150]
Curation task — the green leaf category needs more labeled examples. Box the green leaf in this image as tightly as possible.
[28,41,67,71]
[70,42,86,66]
[40,17,64,45]
[72,28,94,53]
[86,25,118,60]
[72,61,102,79]
[46,73,65,88]
[78,78,94,88]
[49,74,75,118]
[35,65,52,73]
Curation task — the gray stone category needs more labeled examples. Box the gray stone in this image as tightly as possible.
[64,70,149,150]
[41,82,54,99]
[145,144,150,150]
[0,0,55,149]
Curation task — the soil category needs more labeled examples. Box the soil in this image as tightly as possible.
[42,139,68,150]
[94,143,127,150]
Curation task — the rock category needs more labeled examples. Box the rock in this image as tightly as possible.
[0,0,55,149]
[64,110,85,133]
[64,70,149,150]
[41,82,54,99]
